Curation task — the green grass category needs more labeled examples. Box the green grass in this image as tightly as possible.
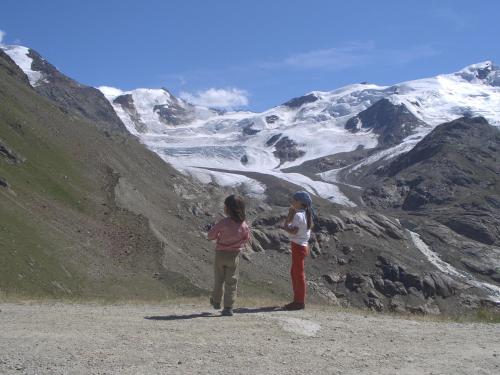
[475,308,500,323]
[0,95,87,212]
[0,195,84,297]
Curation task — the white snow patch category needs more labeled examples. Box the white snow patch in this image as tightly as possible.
[270,171,356,206]
[277,317,321,337]
[181,167,266,198]
[1,45,44,86]
[409,231,500,303]
[98,86,124,100]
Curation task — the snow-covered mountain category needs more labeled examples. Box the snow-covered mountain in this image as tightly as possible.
[98,60,500,205]
[3,44,500,206]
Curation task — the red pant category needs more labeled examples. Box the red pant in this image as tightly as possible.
[290,242,308,303]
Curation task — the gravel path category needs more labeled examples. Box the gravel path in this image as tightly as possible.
[0,303,499,374]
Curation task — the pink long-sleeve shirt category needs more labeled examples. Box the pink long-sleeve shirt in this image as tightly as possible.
[207,217,250,251]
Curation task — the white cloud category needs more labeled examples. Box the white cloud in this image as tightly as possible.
[0,30,6,45]
[180,87,249,109]
[277,42,440,70]
[284,42,373,70]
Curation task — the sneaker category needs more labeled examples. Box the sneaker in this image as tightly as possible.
[283,302,305,311]
[221,308,233,316]
[210,297,221,310]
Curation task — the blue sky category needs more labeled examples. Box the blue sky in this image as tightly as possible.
[1,0,499,111]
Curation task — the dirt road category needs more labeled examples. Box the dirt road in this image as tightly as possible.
[0,302,498,374]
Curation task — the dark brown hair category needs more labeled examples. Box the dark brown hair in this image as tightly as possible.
[297,202,313,230]
[224,195,246,223]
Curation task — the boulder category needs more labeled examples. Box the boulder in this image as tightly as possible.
[252,229,272,249]
[407,301,441,315]
[342,211,384,237]
[368,213,406,240]
[318,215,345,233]
[308,281,339,305]
[407,287,424,298]
[323,273,345,284]
[0,176,8,188]
[442,216,496,245]
[394,281,408,296]
[368,289,383,300]
[400,272,423,291]
[383,280,400,297]
[0,140,25,164]
[248,237,264,253]
[422,275,436,298]
[372,276,385,293]
[382,263,400,282]
[345,272,374,292]
[431,273,458,298]
[461,258,496,275]
[252,229,287,250]
[311,240,322,256]
[364,297,384,312]
[389,295,407,313]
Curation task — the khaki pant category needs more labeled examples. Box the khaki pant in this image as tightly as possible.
[212,251,240,309]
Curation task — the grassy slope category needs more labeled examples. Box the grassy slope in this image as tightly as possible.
[0,54,212,300]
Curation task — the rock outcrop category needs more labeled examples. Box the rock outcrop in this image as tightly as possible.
[345,98,426,146]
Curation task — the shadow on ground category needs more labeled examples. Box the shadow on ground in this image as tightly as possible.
[233,306,282,314]
[144,306,283,321]
[145,312,217,321]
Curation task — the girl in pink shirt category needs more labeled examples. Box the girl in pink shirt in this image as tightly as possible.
[207,195,250,316]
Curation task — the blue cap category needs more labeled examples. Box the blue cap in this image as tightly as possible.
[293,190,317,221]
[293,191,313,207]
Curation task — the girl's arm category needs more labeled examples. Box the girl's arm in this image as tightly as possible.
[207,220,221,240]
[282,208,299,234]
[283,225,299,235]
[284,206,296,226]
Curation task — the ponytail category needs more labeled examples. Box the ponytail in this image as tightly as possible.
[292,190,315,230]
[305,206,313,230]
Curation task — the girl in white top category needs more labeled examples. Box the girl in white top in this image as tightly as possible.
[281,191,314,310]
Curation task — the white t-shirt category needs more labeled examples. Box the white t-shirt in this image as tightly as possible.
[289,210,311,246]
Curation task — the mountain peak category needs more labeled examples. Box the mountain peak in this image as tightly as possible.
[0,44,45,86]
[455,60,500,86]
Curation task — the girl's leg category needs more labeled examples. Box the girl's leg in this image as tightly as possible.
[291,242,308,304]
[223,252,240,309]
[212,252,225,305]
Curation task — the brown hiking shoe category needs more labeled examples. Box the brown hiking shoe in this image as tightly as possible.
[283,302,305,311]
[221,308,233,316]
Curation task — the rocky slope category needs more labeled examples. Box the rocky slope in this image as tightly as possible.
[361,117,500,289]
[1,46,125,132]
[0,48,217,299]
